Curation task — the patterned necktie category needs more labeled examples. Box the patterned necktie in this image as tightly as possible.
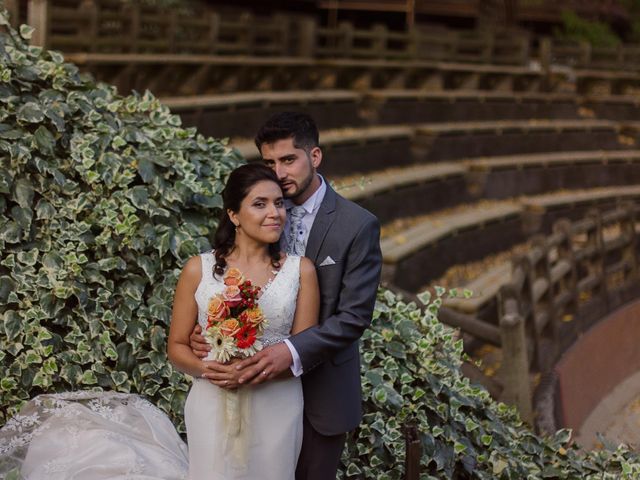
[287,206,307,255]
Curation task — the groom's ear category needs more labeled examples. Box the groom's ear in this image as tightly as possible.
[310,146,322,170]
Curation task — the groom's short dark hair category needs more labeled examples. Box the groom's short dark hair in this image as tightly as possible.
[254,112,319,153]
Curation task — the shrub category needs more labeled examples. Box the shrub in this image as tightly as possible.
[0,13,241,428]
[555,10,621,48]
[344,288,640,479]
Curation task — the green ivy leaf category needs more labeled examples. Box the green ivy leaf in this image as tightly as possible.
[34,125,55,155]
[17,102,45,123]
[19,25,35,40]
[12,178,34,208]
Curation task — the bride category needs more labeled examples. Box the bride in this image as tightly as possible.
[169,162,318,479]
[0,163,319,480]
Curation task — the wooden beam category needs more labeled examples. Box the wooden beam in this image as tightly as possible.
[27,0,49,48]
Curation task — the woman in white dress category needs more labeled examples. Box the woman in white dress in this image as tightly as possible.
[0,164,318,480]
[168,163,319,479]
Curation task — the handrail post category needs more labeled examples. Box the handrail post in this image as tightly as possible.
[78,0,97,53]
[27,0,49,48]
[337,21,354,58]
[620,202,638,280]
[539,36,552,85]
[498,291,533,424]
[124,2,140,53]
[207,11,220,55]
[6,0,19,28]
[296,16,316,58]
[404,422,421,480]
[371,23,387,60]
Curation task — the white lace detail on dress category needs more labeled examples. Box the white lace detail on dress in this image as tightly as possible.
[0,391,189,479]
[194,252,301,347]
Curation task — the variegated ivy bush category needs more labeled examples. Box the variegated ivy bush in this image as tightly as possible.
[0,15,241,427]
[2,11,640,480]
[342,288,640,479]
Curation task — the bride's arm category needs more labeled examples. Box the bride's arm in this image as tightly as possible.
[291,257,320,335]
[168,256,209,378]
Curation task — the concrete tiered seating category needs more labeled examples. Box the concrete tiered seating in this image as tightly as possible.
[164,91,365,139]
[233,119,628,177]
[168,90,589,139]
[364,90,581,124]
[338,150,640,225]
[382,185,640,293]
[66,53,549,97]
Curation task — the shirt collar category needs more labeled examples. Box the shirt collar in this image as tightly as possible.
[285,175,326,215]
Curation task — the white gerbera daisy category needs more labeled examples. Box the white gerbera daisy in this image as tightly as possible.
[204,327,235,363]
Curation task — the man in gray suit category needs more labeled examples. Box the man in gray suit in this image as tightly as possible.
[192,112,382,479]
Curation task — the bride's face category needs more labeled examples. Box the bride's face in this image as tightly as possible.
[229,180,286,245]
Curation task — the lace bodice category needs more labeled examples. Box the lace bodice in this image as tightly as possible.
[195,253,301,347]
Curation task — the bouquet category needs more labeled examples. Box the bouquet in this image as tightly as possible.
[204,267,267,362]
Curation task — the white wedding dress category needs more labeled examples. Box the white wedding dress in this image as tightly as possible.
[185,252,303,479]
[0,253,303,480]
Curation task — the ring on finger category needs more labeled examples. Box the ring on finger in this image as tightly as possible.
[262,370,267,376]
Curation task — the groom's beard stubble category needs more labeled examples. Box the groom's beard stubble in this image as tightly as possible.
[282,170,315,201]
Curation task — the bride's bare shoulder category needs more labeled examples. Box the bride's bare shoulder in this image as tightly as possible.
[299,256,317,277]
[179,255,203,282]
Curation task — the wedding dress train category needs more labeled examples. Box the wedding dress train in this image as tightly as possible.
[0,253,303,480]
[0,391,189,479]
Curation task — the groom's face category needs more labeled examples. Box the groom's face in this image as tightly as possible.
[259,137,321,204]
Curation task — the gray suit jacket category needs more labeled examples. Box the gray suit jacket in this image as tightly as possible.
[288,183,382,436]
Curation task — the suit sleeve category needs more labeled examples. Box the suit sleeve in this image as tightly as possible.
[288,215,382,372]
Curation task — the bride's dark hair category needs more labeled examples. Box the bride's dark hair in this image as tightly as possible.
[213,163,283,276]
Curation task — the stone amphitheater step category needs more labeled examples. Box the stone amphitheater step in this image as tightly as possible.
[573,68,640,95]
[163,90,365,139]
[413,119,626,165]
[582,95,640,121]
[232,119,627,177]
[164,89,640,139]
[165,89,590,138]
[335,150,640,224]
[365,90,582,124]
[381,185,640,293]
[67,52,549,97]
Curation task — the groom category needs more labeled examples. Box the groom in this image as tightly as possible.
[192,111,382,479]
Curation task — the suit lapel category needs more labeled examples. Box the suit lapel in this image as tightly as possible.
[305,184,337,263]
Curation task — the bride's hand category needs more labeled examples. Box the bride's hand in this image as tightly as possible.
[201,359,244,390]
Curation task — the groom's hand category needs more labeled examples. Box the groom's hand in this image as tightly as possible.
[189,324,210,359]
[236,343,293,385]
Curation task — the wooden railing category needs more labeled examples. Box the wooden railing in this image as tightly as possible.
[540,37,640,72]
[498,203,640,418]
[395,203,640,421]
[16,0,640,74]
[21,0,530,65]
[315,22,529,64]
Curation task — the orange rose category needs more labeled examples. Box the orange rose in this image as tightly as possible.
[207,296,229,323]
[223,285,242,307]
[224,268,244,286]
[220,318,240,336]
[239,307,264,326]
